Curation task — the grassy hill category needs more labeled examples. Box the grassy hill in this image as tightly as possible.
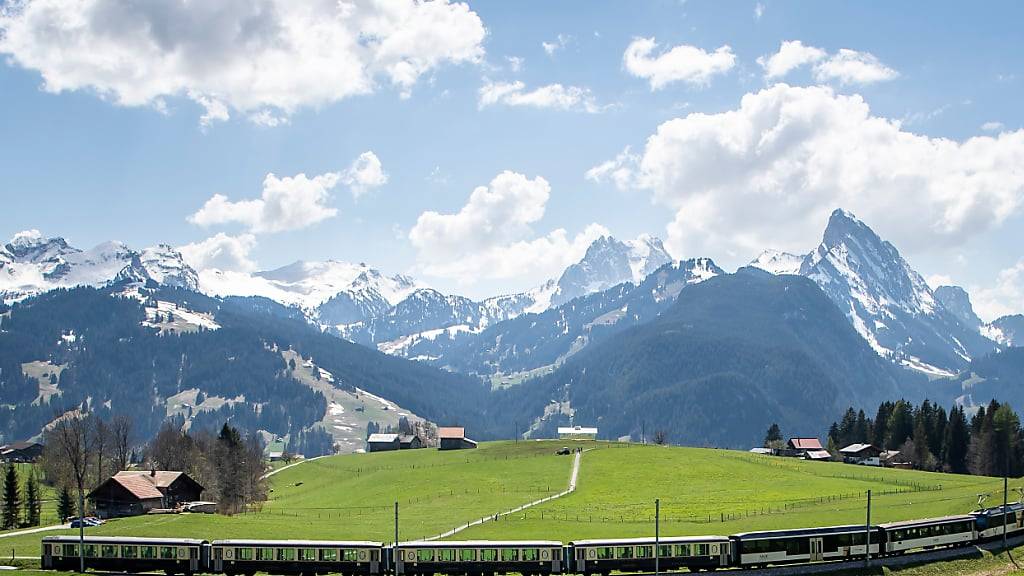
[0,441,1010,559]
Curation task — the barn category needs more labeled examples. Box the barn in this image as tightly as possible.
[87,470,204,518]
[438,427,477,450]
[367,433,400,452]
[398,435,424,450]
[840,443,883,465]
[0,441,44,463]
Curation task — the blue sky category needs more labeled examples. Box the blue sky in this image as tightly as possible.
[1,0,1022,317]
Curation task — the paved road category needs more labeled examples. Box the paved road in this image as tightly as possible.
[422,449,585,541]
[261,455,324,480]
[0,524,69,540]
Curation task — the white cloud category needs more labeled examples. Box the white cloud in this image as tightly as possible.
[189,172,340,234]
[813,49,898,85]
[409,171,608,283]
[757,41,897,86]
[982,121,1006,133]
[341,151,388,199]
[972,260,1024,322]
[623,37,736,90]
[588,84,1024,264]
[505,56,525,73]
[542,34,571,56]
[925,274,954,290]
[179,233,257,273]
[585,146,639,190]
[0,0,485,126]
[478,80,604,113]
[757,40,826,79]
[754,2,765,20]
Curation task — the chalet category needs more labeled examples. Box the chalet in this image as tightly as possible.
[87,470,204,519]
[784,437,824,457]
[438,427,477,451]
[557,426,598,440]
[398,435,424,450]
[0,441,44,463]
[367,433,400,452]
[840,443,883,465]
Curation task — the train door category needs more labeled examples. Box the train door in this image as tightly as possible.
[718,542,730,566]
[809,538,824,562]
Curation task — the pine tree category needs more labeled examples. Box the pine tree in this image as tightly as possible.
[1,465,20,529]
[24,471,41,527]
[944,405,970,474]
[57,485,74,523]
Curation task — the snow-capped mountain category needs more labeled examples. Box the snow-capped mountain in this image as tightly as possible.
[0,231,198,302]
[987,315,1024,347]
[934,285,983,330]
[750,249,805,275]
[757,210,999,376]
[551,234,672,306]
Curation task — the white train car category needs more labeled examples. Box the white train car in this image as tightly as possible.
[879,516,976,554]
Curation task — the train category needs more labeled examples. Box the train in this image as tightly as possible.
[40,502,1024,575]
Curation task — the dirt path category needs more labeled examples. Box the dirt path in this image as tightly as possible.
[422,448,585,541]
[0,524,69,540]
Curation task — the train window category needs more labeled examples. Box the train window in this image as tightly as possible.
[83,545,98,557]
[257,548,274,561]
[236,548,254,561]
[674,544,690,557]
[63,544,78,557]
[122,546,138,559]
[459,549,476,561]
[522,548,539,561]
[658,545,673,557]
[615,547,633,559]
[101,545,117,558]
[481,549,498,562]
[635,546,652,558]
[595,547,613,560]
[141,546,157,559]
[299,549,317,561]
[160,547,176,559]
[343,549,359,562]
[697,544,709,556]
[320,549,338,562]
[501,548,518,562]
[213,548,222,560]
[417,549,434,562]
[278,548,297,561]
[438,549,456,562]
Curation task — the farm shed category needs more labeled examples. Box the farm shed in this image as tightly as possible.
[557,425,598,440]
[840,443,883,465]
[398,435,424,450]
[784,437,824,457]
[438,427,477,450]
[803,450,833,461]
[367,433,400,452]
[0,440,43,463]
[88,470,204,519]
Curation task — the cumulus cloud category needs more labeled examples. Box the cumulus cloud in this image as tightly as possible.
[623,37,736,90]
[409,171,608,283]
[189,172,341,233]
[587,84,1024,264]
[542,34,571,56]
[972,260,1024,322]
[585,146,639,190]
[178,233,258,272]
[478,80,603,113]
[757,40,826,79]
[341,151,388,199]
[0,0,485,126]
[757,41,897,85]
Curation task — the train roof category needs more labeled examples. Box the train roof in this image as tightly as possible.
[43,536,207,545]
[212,540,382,547]
[972,503,1024,516]
[572,536,729,545]
[397,540,562,547]
[878,515,975,529]
[732,524,881,539]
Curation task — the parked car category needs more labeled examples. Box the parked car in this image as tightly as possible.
[556,447,571,455]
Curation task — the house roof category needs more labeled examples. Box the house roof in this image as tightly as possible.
[789,437,824,450]
[804,450,832,460]
[558,426,598,435]
[398,435,419,443]
[749,448,773,454]
[115,470,184,489]
[438,427,465,439]
[103,474,164,500]
[840,443,880,454]
[367,433,399,443]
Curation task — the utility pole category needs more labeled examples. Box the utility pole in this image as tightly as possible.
[394,501,400,575]
[78,491,85,573]
[655,498,660,576]
[515,421,519,444]
[642,421,646,445]
[865,490,872,568]
[1004,454,1009,553]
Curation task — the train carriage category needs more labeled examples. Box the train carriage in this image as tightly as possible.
[41,536,208,574]
[731,525,883,567]
[571,536,730,574]
[211,539,382,576]
[878,516,976,554]
[393,540,563,576]
[971,504,1024,540]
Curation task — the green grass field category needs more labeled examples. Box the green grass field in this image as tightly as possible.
[0,441,1013,568]
[0,463,60,536]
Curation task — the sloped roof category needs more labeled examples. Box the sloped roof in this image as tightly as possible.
[840,443,880,454]
[103,474,164,500]
[367,433,399,443]
[438,427,465,439]
[804,450,832,460]
[788,437,824,450]
[115,470,183,489]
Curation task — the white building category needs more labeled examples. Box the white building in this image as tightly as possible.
[558,425,598,440]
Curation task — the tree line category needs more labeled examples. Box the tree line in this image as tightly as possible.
[822,399,1022,476]
[0,464,43,529]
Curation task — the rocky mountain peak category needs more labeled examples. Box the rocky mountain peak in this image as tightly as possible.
[934,285,982,330]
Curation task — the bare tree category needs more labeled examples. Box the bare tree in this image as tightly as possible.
[111,415,133,472]
[93,418,109,484]
[653,430,668,445]
[52,414,94,573]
